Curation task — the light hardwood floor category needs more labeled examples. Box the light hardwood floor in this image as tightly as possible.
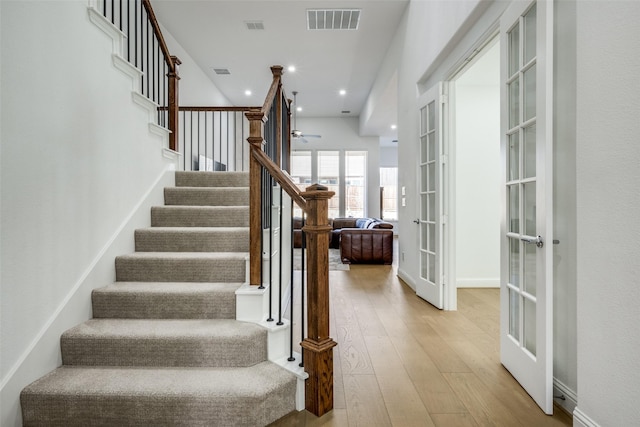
[271,245,572,426]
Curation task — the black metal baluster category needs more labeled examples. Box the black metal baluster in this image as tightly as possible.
[259,168,265,290]
[277,185,284,326]
[288,200,296,362]
[118,0,122,31]
[267,175,274,322]
[300,213,305,367]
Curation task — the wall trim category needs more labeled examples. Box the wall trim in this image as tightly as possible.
[573,407,601,427]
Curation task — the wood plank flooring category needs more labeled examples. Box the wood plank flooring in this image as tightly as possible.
[271,248,572,427]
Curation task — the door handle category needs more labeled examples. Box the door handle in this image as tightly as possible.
[521,235,544,248]
[413,219,420,224]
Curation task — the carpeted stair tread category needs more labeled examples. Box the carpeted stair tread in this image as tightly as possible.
[21,363,296,426]
[92,282,241,319]
[175,171,249,188]
[61,319,266,367]
[151,205,249,227]
[164,187,249,206]
[115,252,247,283]
[135,227,249,252]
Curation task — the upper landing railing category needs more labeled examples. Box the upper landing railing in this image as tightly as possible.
[96,0,180,150]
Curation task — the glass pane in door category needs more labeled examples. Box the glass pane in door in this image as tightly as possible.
[523,4,537,64]
[523,296,537,355]
[523,182,536,236]
[509,133,520,181]
[524,242,537,296]
[509,287,520,340]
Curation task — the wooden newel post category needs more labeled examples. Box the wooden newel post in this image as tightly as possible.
[167,56,181,152]
[246,109,267,287]
[300,184,337,417]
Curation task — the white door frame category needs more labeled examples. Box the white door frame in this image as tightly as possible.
[442,27,500,312]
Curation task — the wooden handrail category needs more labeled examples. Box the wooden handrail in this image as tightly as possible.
[179,106,259,112]
[251,148,307,211]
[141,0,177,72]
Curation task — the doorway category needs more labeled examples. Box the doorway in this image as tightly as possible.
[448,38,501,307]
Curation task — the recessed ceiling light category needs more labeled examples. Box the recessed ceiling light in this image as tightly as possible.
[296,106,302,112]
[244,90,252,96]
[391,124,397,130]
[288,65,296,72]
[339,89,347,96]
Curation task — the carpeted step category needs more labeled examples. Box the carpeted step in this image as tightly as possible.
[164,187,249,206]
[92,282,240,319]
[21,363,296,427]
[175,171,249,188]
[135,227,249,252]
[151,205,249,227]
[61,319,266,368]
[115,252,247,283]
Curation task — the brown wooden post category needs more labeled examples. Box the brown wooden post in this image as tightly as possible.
[300,184,337,417]
[246,109,266,286]
[272,67,283,168]
[167,56,181,152]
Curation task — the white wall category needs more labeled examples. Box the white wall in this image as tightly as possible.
[160,23,231,106]
[1,2,178,424]
[453,42,500,288]
[574,1,640,426]
[293,117,380,218]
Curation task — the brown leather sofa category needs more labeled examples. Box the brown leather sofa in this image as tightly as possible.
[293,217,394,264]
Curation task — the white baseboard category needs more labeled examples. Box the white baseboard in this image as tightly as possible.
[573,407,601,427]
[456,278,500,288]
[553,378,577,417]
[397,268,416,291]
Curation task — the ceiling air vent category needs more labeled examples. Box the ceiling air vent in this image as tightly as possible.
[213,68,230,75]
[245,21,265,30]
[341,110,351,114]
[307,9,361,30]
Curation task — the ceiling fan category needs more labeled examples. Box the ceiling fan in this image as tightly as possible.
[291,91,321,144]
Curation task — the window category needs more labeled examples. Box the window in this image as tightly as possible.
[290,149,369,218]
[290,151,312,217]
[317,151,340,218]
[380,167,398,220]
[345,151,366,217]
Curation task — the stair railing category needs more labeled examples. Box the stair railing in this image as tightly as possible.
[247,66,337,417]
[176,107,254,172]
[96,0,180,150]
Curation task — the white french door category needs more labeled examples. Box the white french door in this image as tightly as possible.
[500,0,554,414]
[416,83,445,309]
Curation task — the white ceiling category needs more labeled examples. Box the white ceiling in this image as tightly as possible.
[152,0,408,135]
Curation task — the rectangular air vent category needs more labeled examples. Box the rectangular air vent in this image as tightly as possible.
[245,21,265,30]
[341,110,351,114]
[213,68,230,75]
[307,9,360,30]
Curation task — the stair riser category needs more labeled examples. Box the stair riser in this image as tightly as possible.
[135,229,249,252]
[61,336,266,368]
[115,258,246,282]
[92,291,236,319]
[164,188,249,206]
[175,171,249,188]
[150,206,249,227]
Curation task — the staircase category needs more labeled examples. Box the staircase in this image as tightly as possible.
[20,171,297,426]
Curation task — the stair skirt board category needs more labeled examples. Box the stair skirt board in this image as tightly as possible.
[21,171,301,426]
